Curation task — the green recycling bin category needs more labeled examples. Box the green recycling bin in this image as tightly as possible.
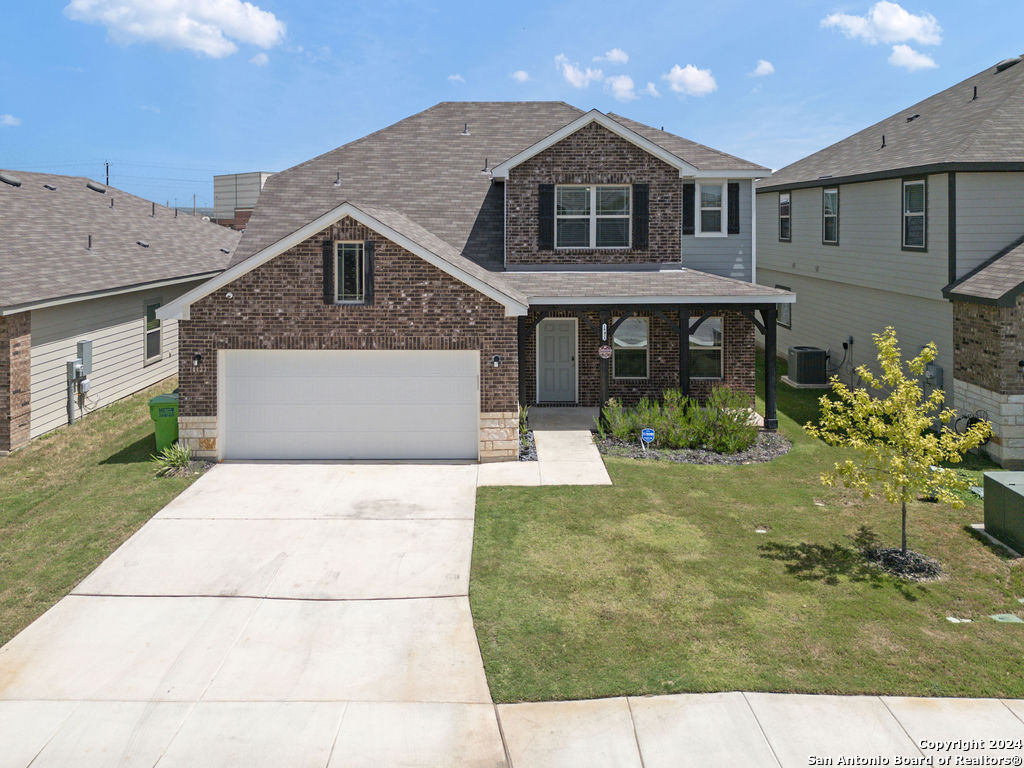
[149,393,180,452]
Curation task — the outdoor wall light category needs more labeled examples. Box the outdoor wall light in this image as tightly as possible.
[225,292,233,299]
[492,354,503,368]
[192,353,203,367]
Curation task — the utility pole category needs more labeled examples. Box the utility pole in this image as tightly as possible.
[105,161,109,186]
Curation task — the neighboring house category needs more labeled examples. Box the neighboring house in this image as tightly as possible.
[755,57,1024,467]
[0,170,240,455]
[160,103,792,462]
[212,172,274,231]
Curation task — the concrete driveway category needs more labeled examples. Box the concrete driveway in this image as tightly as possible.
[0,463,507,767]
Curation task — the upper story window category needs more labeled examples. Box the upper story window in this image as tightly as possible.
[779,192,792,242]
[613,316,648,379]
[695,181,728,237]
[335,241,366,303]
[902,179,926,250]
[144,300,161,363]
[822,188,839,245]
[555,185,631,249]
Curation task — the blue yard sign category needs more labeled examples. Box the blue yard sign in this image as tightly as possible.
[641,428,655,444]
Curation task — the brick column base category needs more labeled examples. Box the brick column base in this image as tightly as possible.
[179,415,218,459]
[480,411,518,462]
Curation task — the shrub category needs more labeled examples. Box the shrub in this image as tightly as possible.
[518,404,530,437]
[151,442,194,477]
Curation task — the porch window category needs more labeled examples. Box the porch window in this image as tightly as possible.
[902,179,926,249]
[555,185,631,248]
[696,181,727,237]
[613,316,648,378]
[689,317,723,378]
[779,192,791,241]
[335,241,366,303]
[822,188,839,244]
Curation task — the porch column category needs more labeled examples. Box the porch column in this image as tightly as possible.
[761,305,778,431]
[517,316,526,406]
[599,309,610,408]
[678,306,690,397]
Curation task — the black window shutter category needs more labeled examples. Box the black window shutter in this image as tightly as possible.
[322,240,335,304]
[538,184,555,250]
[727,182,740,234]
[682,183,695,235]
[632,183,649,250]
[363,239,375,305]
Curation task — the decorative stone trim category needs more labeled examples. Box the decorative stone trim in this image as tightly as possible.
[954,378,1024,469]
[179,415,218,459]
[480,411,518,463]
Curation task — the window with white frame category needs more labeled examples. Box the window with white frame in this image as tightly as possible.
[144,300,161,362]
[696,181,727,236]
[779,192,792,241]
[822,188,839,244]
[555,185,631,248]
[689,316,723,378]
[613,316,648,378]
[335,241,366,303]
[775,286,792,328]
[902,179,926,249]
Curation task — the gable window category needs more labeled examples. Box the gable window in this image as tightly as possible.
[779,192,792,242]
[775,286,792,328]
[695,181,727,237]
[144,300,162,363]
[822,188,839,245]
[555,185,631,248]
[613,317,648,379]
[902,179,926,249]
[689,317,723,378]
[335,241,366,303]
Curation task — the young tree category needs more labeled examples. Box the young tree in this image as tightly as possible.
[805,327,991,555]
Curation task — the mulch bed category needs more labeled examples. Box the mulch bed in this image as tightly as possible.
[864,547,943,581]
[596,429,791,465]
[519,431,537,462]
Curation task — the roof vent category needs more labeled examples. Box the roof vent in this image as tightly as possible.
[219,247,231,254]
[972,85,978,100]
[44,183,57,190]
[460,123,470,136]
[0,172,22,187]
[995,56,1021,72]
[480,157,489,174]
[136,240,149,248]
[906,114,920,122]
[86,180,106,194]
[333,170,342,187]
[880,134,886,149]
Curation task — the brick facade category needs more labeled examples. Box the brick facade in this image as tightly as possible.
[522,308,755,407]
[177,217,519,457]
[0,311,31,454]
[506,122,681,266]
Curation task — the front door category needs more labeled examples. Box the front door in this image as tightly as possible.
[536,318,577,403]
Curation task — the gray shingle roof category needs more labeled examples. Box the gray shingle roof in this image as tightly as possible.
[1,170,239,310]
[607,114,769,172]
[232,102,769,272]
[759,58,1024,191]
[503,269,792,302]
[944,234,1024,305]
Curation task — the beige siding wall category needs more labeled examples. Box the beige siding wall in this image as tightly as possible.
[757,174,949,301]
[955,171,1024,276]
[29,282,203,438]
[757,267,954,400]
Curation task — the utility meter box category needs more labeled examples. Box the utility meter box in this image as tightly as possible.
[77,340,93,374]
[925,361,943,390]
[984,472,1024,554]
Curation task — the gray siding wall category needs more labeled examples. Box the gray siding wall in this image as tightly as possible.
[682,178,752,281]
[756,174,949,301]
[29,281,203,438]
[955,171,1024,276]
[758,268,954,400]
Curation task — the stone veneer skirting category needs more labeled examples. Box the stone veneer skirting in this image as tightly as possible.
[954,378,1024,469]
[179,412,519,463]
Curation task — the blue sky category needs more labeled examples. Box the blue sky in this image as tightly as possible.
[1,0,1020,208]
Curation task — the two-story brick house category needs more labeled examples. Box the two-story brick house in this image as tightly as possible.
[756,57,1024,467]
[160,103,792,462]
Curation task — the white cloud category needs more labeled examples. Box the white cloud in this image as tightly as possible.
[644,82,660,97]
[448,73,465,83]
[662,64,717,97]
[821,1,941,45]
[594,48,628,64]
[249,52,268,66]
[888,43,937,70]
[751,59,775,77]
[554,54,603,88]
[510,69,530,83]
[0,114,21,127]
[605,74,636,101]
[63,0,286,59]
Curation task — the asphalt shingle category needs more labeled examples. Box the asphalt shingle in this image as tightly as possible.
[944,234,1024,304]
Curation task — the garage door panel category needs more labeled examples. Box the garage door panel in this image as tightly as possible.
[220,350,480,460]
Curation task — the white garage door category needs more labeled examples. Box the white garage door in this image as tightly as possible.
[220,349,480,460]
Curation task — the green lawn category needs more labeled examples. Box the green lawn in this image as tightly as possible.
[471,354,1021,703]
[0,378,201,646]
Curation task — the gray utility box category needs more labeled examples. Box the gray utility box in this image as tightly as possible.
[787,346,828,385]
[984,472,1024,554]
